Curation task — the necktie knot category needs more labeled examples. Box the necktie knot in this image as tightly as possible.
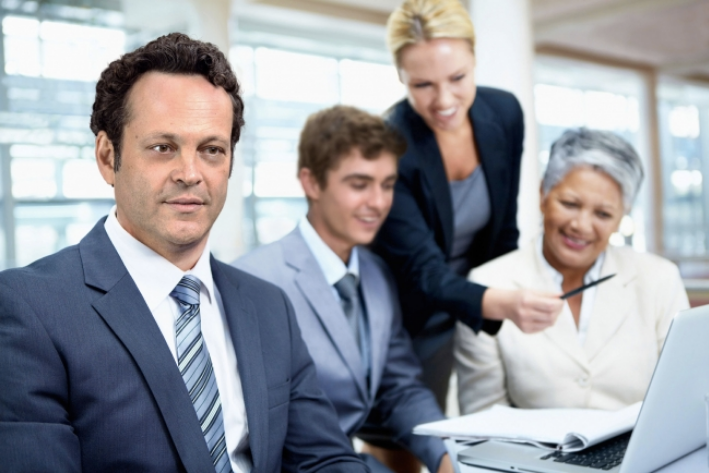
[171,275,201,306]
[334,273,358,302]
[334,273,361,350]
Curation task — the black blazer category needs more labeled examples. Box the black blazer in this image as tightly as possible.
[373,86,524,338]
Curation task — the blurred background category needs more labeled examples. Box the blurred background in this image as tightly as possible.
[0,0,708,303]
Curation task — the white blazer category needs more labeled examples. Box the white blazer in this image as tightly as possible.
[454,239,689,414]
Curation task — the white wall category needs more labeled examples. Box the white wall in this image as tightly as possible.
[469,0,541,246]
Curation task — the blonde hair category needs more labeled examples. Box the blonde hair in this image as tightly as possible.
[386,0,475,66]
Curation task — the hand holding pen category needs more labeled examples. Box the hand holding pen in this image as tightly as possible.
[483,288,564,333]
[482,274,616,334]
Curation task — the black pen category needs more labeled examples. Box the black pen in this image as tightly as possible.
[560,273,616,300]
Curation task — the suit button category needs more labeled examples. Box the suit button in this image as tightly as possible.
[576,377,589,387]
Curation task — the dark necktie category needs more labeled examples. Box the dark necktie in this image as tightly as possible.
[171,275,233,473]
[334,273,362,351]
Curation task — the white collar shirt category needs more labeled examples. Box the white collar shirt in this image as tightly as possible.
[537,236,605,346]
[298,217,360,297]
[104,207,251,472]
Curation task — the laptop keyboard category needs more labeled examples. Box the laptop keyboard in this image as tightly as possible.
[540,432,631,470]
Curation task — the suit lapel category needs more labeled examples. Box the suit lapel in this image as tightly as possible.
[525,243,590,370]
[582,251,635,362]
[211,259,268,470]
[406,104,454,255]
[358,253,391,399]
[542,309,590,371]
[81,222,215,473]
[471,94,510,242]
[283,230,369,401]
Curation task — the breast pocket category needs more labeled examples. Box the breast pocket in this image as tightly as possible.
[268,380,290,409]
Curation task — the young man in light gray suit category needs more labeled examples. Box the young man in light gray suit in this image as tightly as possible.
[233,106,453,473]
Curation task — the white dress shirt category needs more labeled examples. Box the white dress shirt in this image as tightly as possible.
[298,217,359,296]
[536,237,604,346]
[104,207,251,472]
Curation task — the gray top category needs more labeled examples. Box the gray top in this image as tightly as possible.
[414,166,492,353]
[448,166,492,276]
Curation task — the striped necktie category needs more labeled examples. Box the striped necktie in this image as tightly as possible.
[171,275,232,473]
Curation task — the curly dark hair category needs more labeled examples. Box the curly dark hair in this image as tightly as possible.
[90,32,244,173]
[298,105,406,188]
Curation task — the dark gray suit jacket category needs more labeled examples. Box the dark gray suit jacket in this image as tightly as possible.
[0,218,367,473]
[234,228,446,472]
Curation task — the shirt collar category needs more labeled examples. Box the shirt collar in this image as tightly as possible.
[298,217,359,286]
[536,235,604,287]
[104,205,215,310]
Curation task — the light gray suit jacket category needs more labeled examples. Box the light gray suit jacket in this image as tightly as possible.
[233,228,446,472]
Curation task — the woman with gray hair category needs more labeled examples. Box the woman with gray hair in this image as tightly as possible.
[454,128,689,413]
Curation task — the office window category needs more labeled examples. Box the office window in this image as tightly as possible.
[0,209,4,268]
[0,5,124,269]
[339,59,405,110]
[3,15,124,81]
[254,48,339,104]
[0,132,5,268]
[657,81,709,261]
[534,56,649,251]
[14,201,113,266]
[231,43,404,250]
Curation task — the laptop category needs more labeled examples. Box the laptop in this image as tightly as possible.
[457,304,709,473]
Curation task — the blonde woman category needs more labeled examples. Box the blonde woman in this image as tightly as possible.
[373,0,562,409]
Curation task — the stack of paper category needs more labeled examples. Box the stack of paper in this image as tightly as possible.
[414,402,642,452]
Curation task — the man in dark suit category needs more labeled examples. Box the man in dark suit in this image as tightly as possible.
[0,33,366,473]
[234,106,453,473]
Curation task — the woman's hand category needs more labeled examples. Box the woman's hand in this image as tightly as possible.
[437,454,454,473]
[482,288,563,333]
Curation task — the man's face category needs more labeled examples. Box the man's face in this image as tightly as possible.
[301,149,398,261]
[96,72,233,265]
